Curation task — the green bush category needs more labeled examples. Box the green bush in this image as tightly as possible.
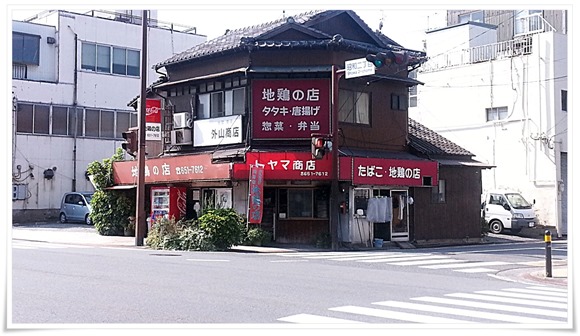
[197,208,246,250]
[244,226,272,246]
[146,208,245,251]
[481,213,490,237]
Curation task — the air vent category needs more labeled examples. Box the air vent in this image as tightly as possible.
[170,129,192,145]
[173,112,192,129]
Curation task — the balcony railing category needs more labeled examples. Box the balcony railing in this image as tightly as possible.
[13,63,27,79]
[420,13,556,73]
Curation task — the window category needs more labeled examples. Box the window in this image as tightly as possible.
[68,108,84,136]
[391,93,407,111]
[52,106,69,135]
[13,32,40,65]
[197,85,246,119]
[561,90,567,112]
[85,109,100,137]
[338,89,370,124]
[514,10,543,35]
[486,106,508,122]
[279,188,329,219]
[408,70,418,107]
[431,180,446,203]
[459,11,484,23]
[33,105,50,134]
[16,103,33,133]
[82,42,140,76]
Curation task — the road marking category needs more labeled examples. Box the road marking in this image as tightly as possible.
[446,292,567,309]
[388,258,467,266]
[186,259,230,262]
[329,305,474,324]
[474,290,567,302]
[455,267,497,273]
[303,253,378,259]
[411,296,568,318]
[278,314,365,324]
[270,260,309,263]
[421,261,511,269]
[327,253,423,261]
[527,286,568,293]
[359,255,449,263]
[12,241,94,249]
[502,288,568,297]
[372,300,562,323]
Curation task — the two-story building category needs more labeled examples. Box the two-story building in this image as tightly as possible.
[113,9,490,246]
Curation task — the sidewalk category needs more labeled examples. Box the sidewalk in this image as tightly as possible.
[11,222,568,287]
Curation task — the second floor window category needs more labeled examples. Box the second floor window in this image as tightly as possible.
[459,11,484,24]
[408,70,418,108]
[13,32,40,65]
[198,87,245,119]
[486,106,508,122]
[81,42,140,76]
[338,89,370,125]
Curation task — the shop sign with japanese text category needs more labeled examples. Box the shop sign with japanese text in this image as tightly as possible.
[252,79,330,140]
[233,152,332,180]
[248,165,264,224]
[352,158,438,186]
[193,115,242,147]
[113,154,231,184]
[145,99,162,141]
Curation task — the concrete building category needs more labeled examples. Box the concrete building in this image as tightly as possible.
[409,10,568,236]
[12,10,206,222]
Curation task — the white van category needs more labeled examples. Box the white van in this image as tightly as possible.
[482,190,537,234]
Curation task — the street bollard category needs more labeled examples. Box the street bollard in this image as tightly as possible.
[545,230,552,278]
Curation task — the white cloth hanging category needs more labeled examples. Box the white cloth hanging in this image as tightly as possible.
[399,195,405,220]
[385,197,392,223]
[366,197,380,222]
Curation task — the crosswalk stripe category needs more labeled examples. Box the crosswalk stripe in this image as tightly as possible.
[411,296,568,318]
[455,267,497,273]
[328,253,425,261]
[372,300,562,323]
[503,288,568,297]
[329,305,475,323]
[446,293,567,309]
[527,286,568,293]
[421,261,511,269]
[388,258,467,266]
[358,255,449,263]
[303,253,378,259]
[278,313,365,324]
[474,290,567,303]
[12,242,93,249]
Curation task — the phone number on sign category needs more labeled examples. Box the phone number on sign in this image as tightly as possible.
[300,171,329,177]
[175,165,204,175]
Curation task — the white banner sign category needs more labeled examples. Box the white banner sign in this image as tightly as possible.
[193,115,243,147]
[345,57,375,79]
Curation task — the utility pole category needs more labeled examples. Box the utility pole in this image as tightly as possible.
[135,10,148,246]
[330,65,345,250]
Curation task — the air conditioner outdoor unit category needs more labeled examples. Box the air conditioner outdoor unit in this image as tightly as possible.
[170,129,193,145]
[173,112,193,129]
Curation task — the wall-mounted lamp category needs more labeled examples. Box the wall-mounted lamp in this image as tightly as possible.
[43,168,55,180]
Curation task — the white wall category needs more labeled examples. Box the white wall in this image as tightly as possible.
[12,11,206,219]
[411,31,567,227]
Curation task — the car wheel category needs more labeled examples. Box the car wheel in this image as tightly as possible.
[489,220,504,234]
[85,214,92,226]
[59,213,67,223]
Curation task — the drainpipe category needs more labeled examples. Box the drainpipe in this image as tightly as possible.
[69,26,78,192]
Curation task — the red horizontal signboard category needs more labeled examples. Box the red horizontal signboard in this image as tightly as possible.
[113,154,231,185]
[352,157,438,186]
[252,79,330,139]
[233,152,333,180]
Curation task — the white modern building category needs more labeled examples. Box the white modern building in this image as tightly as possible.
[409,11,568,236]
[12,10,206,222]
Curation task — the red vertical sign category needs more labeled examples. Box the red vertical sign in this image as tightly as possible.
[248,165,265,224]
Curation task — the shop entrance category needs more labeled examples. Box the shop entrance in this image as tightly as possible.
[390,189,409,241]
[261,187,277,240]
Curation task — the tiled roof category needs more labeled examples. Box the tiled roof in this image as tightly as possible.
[154,10,416,70]
[408,118,473,156]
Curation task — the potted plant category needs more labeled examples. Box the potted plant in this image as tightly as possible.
[125,216,136,236]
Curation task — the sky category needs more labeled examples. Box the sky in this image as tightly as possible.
[8,5,448,51]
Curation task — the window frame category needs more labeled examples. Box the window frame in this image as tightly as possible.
[338,89,370,125]
[12,32,41,65]
[485,106,509,122]
[561,90,567,112]
[81,41,140,77]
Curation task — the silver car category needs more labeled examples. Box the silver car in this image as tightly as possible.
[59,192,94,225]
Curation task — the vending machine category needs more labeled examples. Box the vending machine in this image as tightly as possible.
[150,186,187,222]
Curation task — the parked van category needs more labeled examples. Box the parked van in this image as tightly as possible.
[482,190,537,234]
[59,192,94,225]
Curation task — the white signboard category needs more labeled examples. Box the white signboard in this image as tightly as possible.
[345,57,375,79]
[193,115,243,147]
[146,122,162,141]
